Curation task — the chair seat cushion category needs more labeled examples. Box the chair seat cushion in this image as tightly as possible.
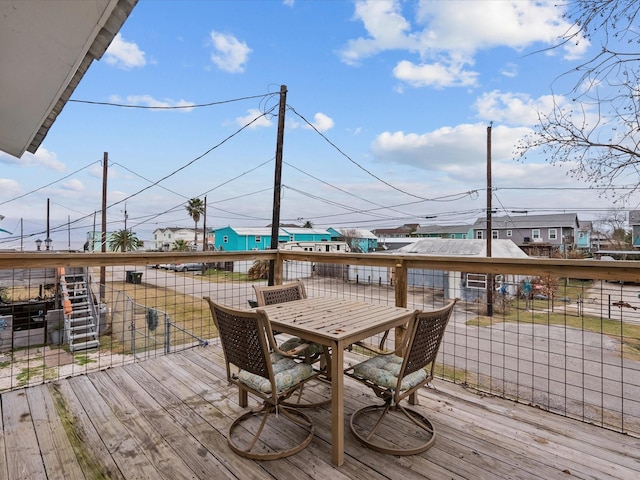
[279,337,323,357]
[352,354,427,391]
[238,353,314,394]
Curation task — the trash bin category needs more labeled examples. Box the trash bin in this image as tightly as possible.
[126,271,142,284]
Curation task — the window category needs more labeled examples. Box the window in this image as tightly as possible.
[578,232,585,238]
[466,273,487,289]
[223,235,228,243]
[506,230,512,237]
[492,230,499,239]
[475,231,484,240]
[532,229,541,239]
[255,236,261,243]
[548,229,557,240]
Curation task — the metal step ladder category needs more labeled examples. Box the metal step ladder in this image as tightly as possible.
[61,273,100,352]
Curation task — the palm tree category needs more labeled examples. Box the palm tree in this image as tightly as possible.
[186,197,205,250]
[303,220,313,228]
[108,229,141,252]
[172,239,190,252]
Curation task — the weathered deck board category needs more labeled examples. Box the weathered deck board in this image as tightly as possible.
[0,344,638,480]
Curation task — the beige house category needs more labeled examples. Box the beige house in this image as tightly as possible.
[152,227,206,251]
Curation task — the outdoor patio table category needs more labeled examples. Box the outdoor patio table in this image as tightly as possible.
[257,296,415,466]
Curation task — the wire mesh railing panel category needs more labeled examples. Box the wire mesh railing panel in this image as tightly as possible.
[0,252,638,437]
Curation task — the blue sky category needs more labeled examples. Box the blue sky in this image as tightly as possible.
[0,0,634,249]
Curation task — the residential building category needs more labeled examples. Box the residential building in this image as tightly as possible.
[280,240,349,253]
[152,227,204,251]
[327,227,378,252]
[576,221,597,252]
[471,213,580,256]
[413,224,471,239]
[213,226,332,252]
[371,224,419,240]
[351,238,529,302]
[629,210,640,248]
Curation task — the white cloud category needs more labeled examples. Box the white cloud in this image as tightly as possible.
[371,123,530,171]
[474,91,555,126]
[393,58,478,89]
[235,109,273,128]
[209,31,251,73]
[108,94,195,111]
[303,113,335,132]
[339,0,420,66]
[340,0,589,88]
[500,63,518,78]
[471,90,599,131]
[61,179,84,192]
[105,33,146,69]
[0,147,65,171]
[0,179,20,199]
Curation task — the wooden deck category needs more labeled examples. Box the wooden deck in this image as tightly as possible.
[1,345,639,480]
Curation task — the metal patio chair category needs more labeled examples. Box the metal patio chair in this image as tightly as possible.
[204,298,317,460]
[253,280,331,408]
[344,299,457,456]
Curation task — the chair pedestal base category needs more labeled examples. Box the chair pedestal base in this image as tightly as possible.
[281,375,332,409]
[228,404,315,460]
[350,403,436,456]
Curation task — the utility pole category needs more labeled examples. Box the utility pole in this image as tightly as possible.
[46,198,50,250]
[202,195,207,251]
[268,85,287,285]
[100,152,107,302]
[123,202,128,252]
[486,123,493,317]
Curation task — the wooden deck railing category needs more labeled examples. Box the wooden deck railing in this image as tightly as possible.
[0,249,639,437]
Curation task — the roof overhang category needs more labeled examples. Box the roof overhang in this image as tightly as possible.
[0,0,137,158]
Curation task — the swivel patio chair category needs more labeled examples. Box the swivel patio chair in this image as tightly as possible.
[344,299,457,456]
[204,298,317,460]
[253,280,331,408]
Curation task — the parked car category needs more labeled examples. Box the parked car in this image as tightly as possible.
[169,262,204,272]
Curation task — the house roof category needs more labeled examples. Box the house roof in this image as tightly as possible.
[372,224,418,236]
[332,228,377,239]
[282,227,331,236]
[396,238,529,258]
[414,224,471,235]
[230,227,288,237]
[473,213,579,230]
[0,0,138,158]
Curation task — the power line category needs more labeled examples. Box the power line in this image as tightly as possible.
[288,105,438,202]
[68,92,276,110]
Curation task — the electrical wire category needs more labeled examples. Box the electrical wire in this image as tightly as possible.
[68,92,276,110]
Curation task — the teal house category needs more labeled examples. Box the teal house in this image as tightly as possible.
[327,227,378,253]
[213,226,331,251]
[414,224,471,239]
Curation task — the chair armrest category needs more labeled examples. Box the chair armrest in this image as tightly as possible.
[273,341,313,358]
[353,329,392,355]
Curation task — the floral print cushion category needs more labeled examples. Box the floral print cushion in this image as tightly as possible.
[279,337,323,357]
[353,354,427,391]
[238,353,314,394]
